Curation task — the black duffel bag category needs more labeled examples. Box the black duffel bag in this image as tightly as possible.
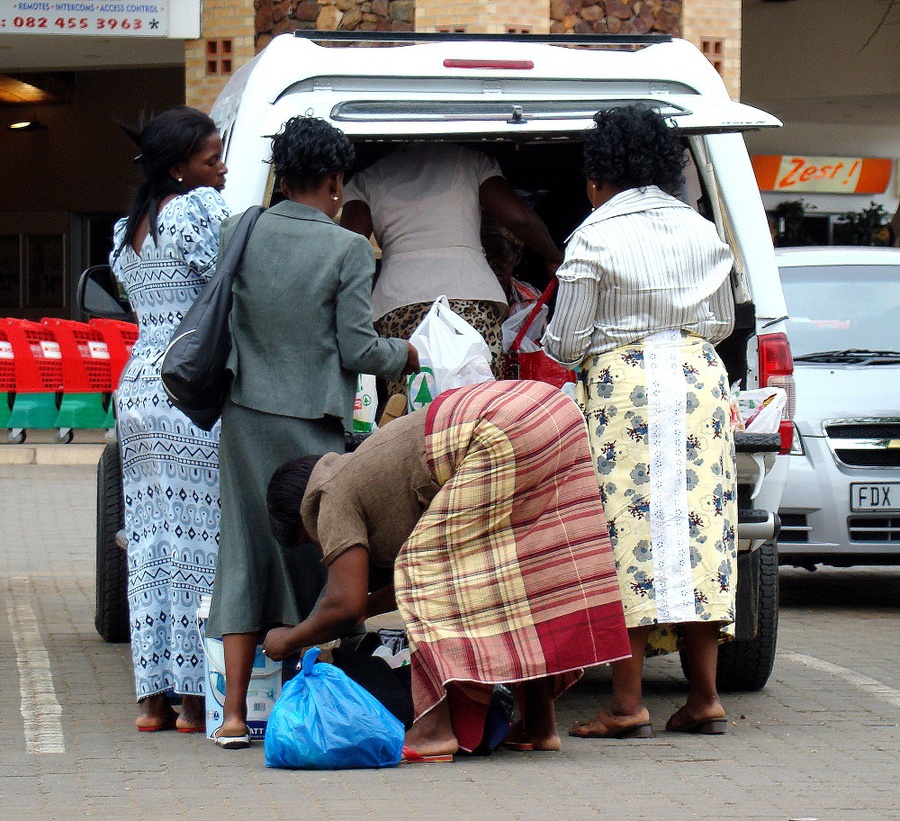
[161,205,264,430]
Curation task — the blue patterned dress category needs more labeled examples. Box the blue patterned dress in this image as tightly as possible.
[110,187,229,700]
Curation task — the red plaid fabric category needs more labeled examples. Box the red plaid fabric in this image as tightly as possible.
[394,380,629,735]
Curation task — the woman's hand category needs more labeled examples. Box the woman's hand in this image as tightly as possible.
[263,626,300,662]
[262,547,370,662]
[402,341,421,375]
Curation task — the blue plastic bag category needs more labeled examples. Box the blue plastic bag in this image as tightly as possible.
[264,647,405,769]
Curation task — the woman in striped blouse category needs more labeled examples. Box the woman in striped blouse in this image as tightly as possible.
[543,105,739,739]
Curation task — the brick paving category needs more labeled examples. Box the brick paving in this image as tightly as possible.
[0,460,898,820]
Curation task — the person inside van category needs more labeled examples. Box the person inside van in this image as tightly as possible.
[261,379,630,762]
[543,105,738,738]
[480,217,543,318]
[340,142,562,397]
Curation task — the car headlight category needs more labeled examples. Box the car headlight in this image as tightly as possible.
[789,423,804,456]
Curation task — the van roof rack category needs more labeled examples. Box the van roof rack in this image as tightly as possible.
[292,31,672,46]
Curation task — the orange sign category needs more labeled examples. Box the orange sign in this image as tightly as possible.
[752,155,893,194]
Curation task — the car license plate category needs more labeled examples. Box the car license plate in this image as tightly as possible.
[850,483,900,512]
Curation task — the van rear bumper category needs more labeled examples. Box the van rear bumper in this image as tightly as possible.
[738,508,780,546]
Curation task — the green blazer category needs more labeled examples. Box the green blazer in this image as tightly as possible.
[223,200,407,427]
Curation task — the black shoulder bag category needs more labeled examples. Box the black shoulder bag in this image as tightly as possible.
[160,205,264,431]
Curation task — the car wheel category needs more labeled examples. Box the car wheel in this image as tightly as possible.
[679,540,779,692]
[715,540,779,691]
[95,441,130,643]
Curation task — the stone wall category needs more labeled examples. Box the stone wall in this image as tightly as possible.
[550,0,682,37]
[255,0,414,51]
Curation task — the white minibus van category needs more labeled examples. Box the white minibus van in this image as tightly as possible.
[90,32,795,692]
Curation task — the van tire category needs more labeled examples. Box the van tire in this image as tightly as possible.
[715,540,779,692]
[95,442,130,644]
[678,540,779,692]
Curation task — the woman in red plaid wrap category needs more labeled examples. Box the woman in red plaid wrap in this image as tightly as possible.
[263,380,629,761]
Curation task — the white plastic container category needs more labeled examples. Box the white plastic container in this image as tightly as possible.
[197,595,283,741]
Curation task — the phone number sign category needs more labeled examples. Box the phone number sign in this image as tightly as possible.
[0,0,167,35]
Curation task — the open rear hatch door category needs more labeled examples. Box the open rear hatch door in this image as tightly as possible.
[274,84,781,138]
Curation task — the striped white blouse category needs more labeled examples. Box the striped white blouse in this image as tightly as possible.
[542,186,735,367]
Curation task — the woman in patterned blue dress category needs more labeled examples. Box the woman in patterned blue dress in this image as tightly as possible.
[110,107,229,733]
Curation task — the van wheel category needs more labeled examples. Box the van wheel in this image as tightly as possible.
[95,442,130,643]
[679,540,779,692]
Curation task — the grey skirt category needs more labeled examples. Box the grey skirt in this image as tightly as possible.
[205,399,345,638]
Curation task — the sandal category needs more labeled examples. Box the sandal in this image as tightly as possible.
[569,709,653,739]
[212,726,251,749]
[665,706,727,735]
[400,745,454,764]
[135,705,178,733]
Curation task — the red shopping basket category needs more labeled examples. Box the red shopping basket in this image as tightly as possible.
[41,318,115,431]
[42,318,112,392]
[0,325,14,393]
[501,278,576,389]
[89,318,138,388]
[0,324,14,428]
[2,317,64,431]
[2,318,64,393]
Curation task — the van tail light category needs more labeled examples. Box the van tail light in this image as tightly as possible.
[758,332,795,455]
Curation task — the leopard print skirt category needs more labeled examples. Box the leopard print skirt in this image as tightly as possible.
[375,300,506,399]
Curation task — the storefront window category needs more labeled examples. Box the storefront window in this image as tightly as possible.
[26,234,66,309]
[0,235,23,310]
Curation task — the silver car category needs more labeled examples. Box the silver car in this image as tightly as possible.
[776,246,900,568]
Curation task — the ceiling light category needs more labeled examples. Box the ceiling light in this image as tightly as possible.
[9,119,45,130]
[0,74,58,104]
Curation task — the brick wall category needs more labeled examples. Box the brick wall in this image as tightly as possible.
[416,0,549,34]
[682,0,741,99]
[185,0,256,113]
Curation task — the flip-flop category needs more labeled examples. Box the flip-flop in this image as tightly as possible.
[176,722,206,734]
[569,709,653,739]
[136,712,178,733]
[400,745,454,764]
[665,709,728,735]
[212,727,251,749]
[499,739,534,752]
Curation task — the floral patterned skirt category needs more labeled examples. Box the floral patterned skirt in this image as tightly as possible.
[577,330,738,655]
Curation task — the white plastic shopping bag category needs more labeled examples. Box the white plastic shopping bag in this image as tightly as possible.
[407,295,494,411]
[353,374,378,433]
[501,304,548,354]
[736,387,787,433]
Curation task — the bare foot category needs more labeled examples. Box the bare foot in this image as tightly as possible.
[176,694,206,732]
[136,694,178,732]
[217,716,249,738]
[519,677,562,751]
[501,721,560,751]
[403,700,458,758]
